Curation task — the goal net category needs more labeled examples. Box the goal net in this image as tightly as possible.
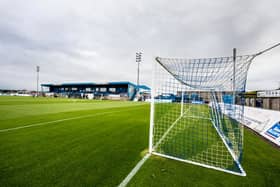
[149,54,254,176]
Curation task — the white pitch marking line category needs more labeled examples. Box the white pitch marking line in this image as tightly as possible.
[0,107,142,133]
[118,153,151,187]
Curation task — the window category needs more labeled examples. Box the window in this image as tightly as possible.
[72,87,78,91]
[86,88,91,92]
[109,88,116,92]
[100,88,107,92]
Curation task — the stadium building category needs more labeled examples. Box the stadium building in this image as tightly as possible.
[245,89,280,111]
[41,81,150,101]
[41,82,150,100]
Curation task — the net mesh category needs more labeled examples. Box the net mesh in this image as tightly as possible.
[151,55,253,175]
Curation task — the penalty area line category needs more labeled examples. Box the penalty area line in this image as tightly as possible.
[118,153,151,187]
[0,108,141,133]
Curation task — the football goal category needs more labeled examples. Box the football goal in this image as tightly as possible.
[148,44,280,176]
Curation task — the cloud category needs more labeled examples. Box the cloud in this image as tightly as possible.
[0,0,279,90]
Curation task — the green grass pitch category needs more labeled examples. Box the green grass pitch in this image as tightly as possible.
[0,96,279,186]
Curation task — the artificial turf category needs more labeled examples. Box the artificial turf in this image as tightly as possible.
[0,96,279,187]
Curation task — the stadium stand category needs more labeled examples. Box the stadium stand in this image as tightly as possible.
[41,81,150,101]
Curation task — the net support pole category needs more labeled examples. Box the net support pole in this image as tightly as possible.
[250,43,280,61]
[255,43,280,56]
[149,60,156,154]
[233,48,236,106]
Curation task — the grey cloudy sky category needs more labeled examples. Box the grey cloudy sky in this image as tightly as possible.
[0,0,279,90]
